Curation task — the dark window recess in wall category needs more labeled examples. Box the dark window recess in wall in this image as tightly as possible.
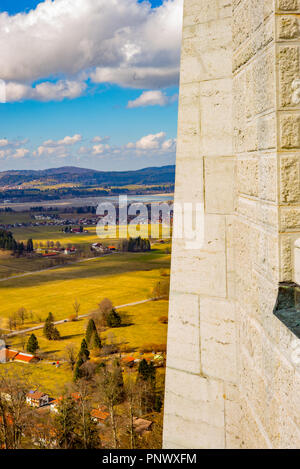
[273,283,300,339]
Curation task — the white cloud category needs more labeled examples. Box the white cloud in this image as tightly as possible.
[126,131,176,153]
[92,143,110,155]
[92,136,110,143]
[136,132,166,150]
[38,134,82,157]
[91,67,179,89]
[42,134,82,147]
[0,0,183,101]
[127,90,177,108]
[5,80,87,102]
[12,148,29,159]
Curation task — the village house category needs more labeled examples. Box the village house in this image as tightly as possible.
[91,242,109,253]
[121,356,135,368]
[91,407,110,426]
[26,391,49,408]
[1,348,40,364]
[50,392,81,413]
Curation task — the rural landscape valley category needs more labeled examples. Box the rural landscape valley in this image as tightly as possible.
[0,166,173,449]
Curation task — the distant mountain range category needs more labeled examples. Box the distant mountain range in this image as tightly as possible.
[0,165,176,187]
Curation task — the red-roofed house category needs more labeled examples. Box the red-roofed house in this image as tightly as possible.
[91,407,109,425]
[121,356,135,368]
[1,348,40,364]
[14,352,40,363]
[3,349,19,362]
[50,392,81,413]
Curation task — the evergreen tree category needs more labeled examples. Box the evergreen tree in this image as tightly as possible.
[137,359,156,414]
[54,396,80,449]
[78,413,100,449]
[112,359,125,404]
[86,318,97,345]
[91,331,102,350]
[26,333,39,354]
[73,357,84,381]
[43,312,60,340]
[106,309,122,328]
[78,338,90,362]
[26,239,34,253]
[74,339,90,381]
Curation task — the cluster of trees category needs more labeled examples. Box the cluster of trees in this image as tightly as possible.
[0,230,34,256]
[0,374,100,449]
[54,383,101,449]
[92,299,122,330]
[43,313,60,341]
[5,307,33,331]
[71,359,161,449]
[0,363,163,449]
[74,317,102,380]
[121,237,151,253]
[0,229,24,254]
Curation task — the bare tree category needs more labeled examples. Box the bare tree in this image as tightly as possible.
[8,313,18,331]
[93,298,114,329]
[65,343,77,371]
[124,372,137,449]
[17,307,27,325]
[72,299,81,319]
[0,372,31,449]
[73,380,101,449]
[94,363,122,449]
[19,334,27,351]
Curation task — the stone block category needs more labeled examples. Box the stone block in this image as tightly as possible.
[280,114,300,148]
[278,15,300,40]
[167,292,201,374]
[204,157,235,214]
[163,368,225,449]
[278,46,299,108]
[280,155,300,203]
[277,0,299,10]
[295,238,300,284]
[200,298,237,382]
[200,78,233,157]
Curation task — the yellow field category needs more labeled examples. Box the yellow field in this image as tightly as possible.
[0,216,171,397]
[12,224,171,246]
[8,299,168,361]
[4,298,168,396]
[0,362,72,396]
[0,250,170,322]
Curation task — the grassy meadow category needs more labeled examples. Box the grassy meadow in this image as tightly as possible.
[0,250,170,322]
[0,208,171,395]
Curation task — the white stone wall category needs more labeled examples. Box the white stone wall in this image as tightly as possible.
[163,0,239,449]
[164,0,300,449]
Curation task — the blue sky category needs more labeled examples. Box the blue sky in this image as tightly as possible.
[0,0,182,171]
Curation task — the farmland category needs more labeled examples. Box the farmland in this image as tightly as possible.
[0,206,171,400]
[5,298,168,396]
[0,250,170,322]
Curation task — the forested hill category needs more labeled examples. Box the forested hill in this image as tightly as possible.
[0,165,175,187]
